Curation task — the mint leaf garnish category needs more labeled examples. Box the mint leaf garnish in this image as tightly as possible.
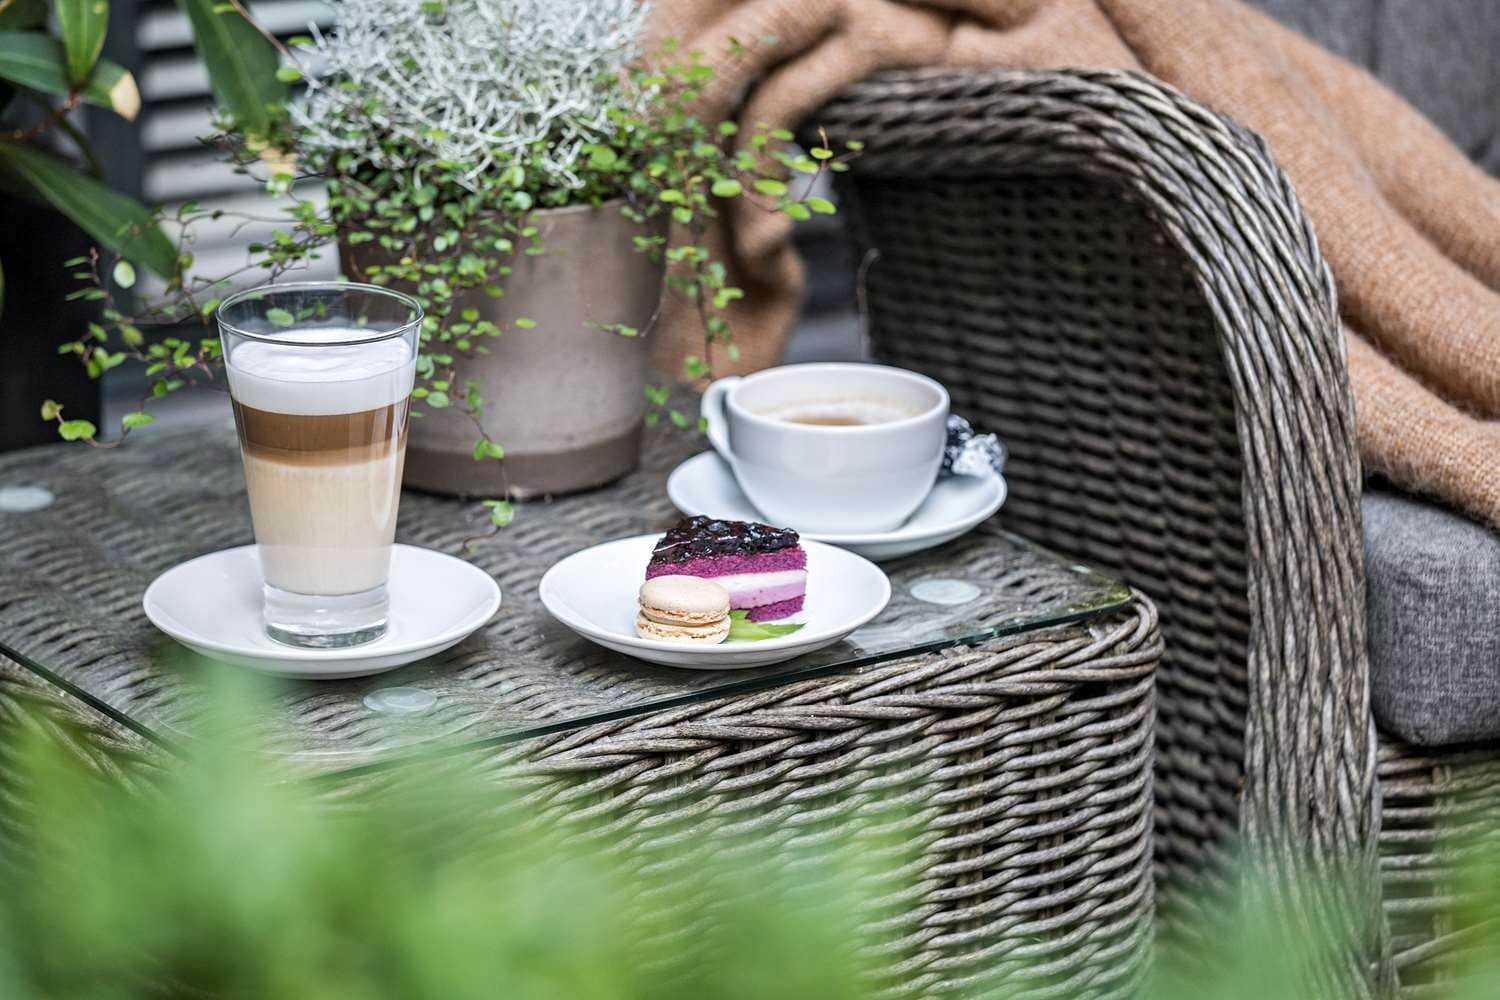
[726,610,805,641]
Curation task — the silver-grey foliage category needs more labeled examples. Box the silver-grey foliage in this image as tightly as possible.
[292,0,650,187]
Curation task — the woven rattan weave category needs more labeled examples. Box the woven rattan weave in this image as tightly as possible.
[816,67,1500,997]
[0,413,1161,996]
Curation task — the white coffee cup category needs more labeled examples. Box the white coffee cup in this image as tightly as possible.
[700,363,950,533]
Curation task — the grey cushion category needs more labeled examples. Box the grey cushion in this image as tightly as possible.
[1363,486,1500,746]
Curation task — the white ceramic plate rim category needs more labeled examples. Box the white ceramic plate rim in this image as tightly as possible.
[142,544,501,662]
[538,535,891,655]
[667,452,1007,544]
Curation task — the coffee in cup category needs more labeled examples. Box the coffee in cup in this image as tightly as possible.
[701,363,949,534]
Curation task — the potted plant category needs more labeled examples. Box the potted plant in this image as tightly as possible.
[48,0,855,521]
[0,0,284,448]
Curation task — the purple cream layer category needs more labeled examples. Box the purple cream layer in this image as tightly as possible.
[645,548,806,579]
[746,596,805,622]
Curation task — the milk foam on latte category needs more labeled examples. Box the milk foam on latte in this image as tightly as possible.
[226,327,415,597]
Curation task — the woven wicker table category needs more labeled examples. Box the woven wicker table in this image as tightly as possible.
[0,416,1160,997]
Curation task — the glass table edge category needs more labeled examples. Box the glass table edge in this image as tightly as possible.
[0,529,1135,780]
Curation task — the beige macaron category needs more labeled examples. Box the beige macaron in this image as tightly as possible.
[636,575,731,644]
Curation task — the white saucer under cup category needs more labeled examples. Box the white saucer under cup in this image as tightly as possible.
[143,545,501,679]
[539,535,891,670]
[666,452,1006,562]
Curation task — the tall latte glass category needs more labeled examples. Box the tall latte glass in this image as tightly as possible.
[217,283,421,648]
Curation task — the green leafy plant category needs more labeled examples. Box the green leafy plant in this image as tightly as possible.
[5,674,1500,999]
[0,0,286,316]
[46,0,857,537]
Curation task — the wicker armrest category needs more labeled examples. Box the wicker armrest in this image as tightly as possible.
[816,69,1388,996]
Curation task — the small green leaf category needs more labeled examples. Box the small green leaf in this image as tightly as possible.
[717,121,738,136]
[40,399,61,420]
[57,419,97,441]
[752,178,787,196]
[121,411,155,429]
[658,190,685,204]
[425,391,450,408]
[587,145,617,169]
[846,139,866,151]
[111,259,136,288]
[671,206,693,225]
[806,196,836,215]
[274,65,303,83]
[514,317,536,330]
[483,499,514,528]
[809,146,833,160]
[770,128,795,142]
[710,178,742,198]
[265,307,295,328]
[471,439,505,462]
[782,202,810,221]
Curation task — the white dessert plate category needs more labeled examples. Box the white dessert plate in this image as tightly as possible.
[666,452,1007,561]
[143,544,501,679]
[538,534,890,669]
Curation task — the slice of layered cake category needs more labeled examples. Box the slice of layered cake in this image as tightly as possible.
[646,516,807,621]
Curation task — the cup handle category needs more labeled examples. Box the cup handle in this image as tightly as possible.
[700,375,742,463]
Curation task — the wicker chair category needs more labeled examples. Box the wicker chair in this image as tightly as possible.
[816,68,1500,998]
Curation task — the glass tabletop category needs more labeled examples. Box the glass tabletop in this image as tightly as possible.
[0,414,1131,778]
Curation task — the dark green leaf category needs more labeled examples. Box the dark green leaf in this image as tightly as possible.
[175,0,286,137]
[0,0,47,30]
[0,31,139,117]
[56,0,108,84]
[0,143,175,276]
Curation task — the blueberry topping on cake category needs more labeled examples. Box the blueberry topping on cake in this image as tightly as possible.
[646,515,806,621]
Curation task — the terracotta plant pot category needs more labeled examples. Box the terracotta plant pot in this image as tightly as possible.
[347,201,664,498]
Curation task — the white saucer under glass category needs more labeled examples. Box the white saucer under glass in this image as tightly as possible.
[666,452,1006,560]
[143,544,501,679]
[539,534,891,669]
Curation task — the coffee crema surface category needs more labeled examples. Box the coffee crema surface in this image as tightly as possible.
[226,328,415,597]
[760,397,921,428]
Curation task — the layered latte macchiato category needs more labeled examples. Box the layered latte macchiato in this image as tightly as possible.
[218,283,423,649]
[226,329,414,596]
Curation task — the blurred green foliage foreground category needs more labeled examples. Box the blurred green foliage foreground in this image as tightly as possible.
[1,673,1497,999]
